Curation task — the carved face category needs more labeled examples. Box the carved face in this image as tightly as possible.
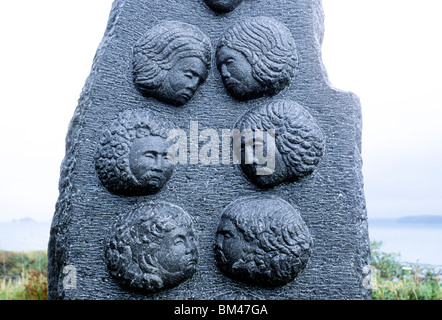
[204,0,243,13]
[235,100,325,189]
[105,202,198,293]
[159,57,208,106]
[216,46,264,101]
[240,136,288,189]
[215,218,248,270]
[128,135,174,193]
[156,226,198,278]
[214,197,313,287]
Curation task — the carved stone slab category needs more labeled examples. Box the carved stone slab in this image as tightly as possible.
[48,0,371,300]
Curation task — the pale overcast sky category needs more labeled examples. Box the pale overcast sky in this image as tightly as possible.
[0,0,441,222]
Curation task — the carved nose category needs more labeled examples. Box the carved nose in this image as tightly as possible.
[220,64,230,78]
[152,155,163,171]
[188,77,199,91]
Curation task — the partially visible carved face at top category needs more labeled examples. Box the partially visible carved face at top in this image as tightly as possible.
[204,0,243,13]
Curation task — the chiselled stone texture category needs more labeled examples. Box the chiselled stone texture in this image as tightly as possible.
[48,0,371,300]
[215,197,313,287]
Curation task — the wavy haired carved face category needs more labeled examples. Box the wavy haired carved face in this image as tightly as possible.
[216,16,298,101]
[215,197,313,287]
[133,21,211,107]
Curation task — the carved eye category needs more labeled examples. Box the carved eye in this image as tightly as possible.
[173,237,185,246]
[221,230,234,239]
[225,58,235,66]
[143,152,155,159]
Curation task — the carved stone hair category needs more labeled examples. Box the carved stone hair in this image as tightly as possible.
[105,202,196,293]
[216,197,313,287]
[95,109,173,195]
[133,21,212,93]
[237,99,325,180]
[217,16,298,96]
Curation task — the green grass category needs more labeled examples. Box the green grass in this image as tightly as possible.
[0,250,48,300]
[371,241,442,300]
[0,244,440,300]
[0,269,47,300]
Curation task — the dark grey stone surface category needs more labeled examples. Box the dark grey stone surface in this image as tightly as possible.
[48,0,371,300]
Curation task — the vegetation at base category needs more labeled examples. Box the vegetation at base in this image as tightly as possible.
[1,244,441,300]
[0,250,48,300]
[371,241,442,300]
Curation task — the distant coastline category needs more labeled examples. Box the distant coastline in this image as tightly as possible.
[369,215,442,226]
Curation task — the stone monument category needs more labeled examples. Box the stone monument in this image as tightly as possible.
[48,0,371,300]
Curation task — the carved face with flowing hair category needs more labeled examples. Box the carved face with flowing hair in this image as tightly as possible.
[133,21,212,106]
[236,99,325,188]
[216,16,298,101]
[105,202,198,293]
[215,197,313,287]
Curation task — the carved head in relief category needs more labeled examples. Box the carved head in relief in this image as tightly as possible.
[133,21,212,106]
[236,99,325,189]
[95,110,174,196]
[215,197,313,287]
[203,0,243,13]
[216,16,298,101]
[105,202,198,293]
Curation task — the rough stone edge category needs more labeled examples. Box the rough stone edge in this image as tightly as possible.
[47,0,126,300]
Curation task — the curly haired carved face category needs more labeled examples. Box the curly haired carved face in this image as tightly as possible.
[215,197,313,287]
[236,99,325,188]
[105,203,198,293]
[216,16,298,101]
[95,110,175,196]
[133,21,212,106]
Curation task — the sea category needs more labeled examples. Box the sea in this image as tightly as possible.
[368,218,442,267]
[0,217,441,267]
